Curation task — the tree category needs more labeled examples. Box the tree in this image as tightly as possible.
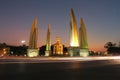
[104,42,116,48]
[104,42,120,54]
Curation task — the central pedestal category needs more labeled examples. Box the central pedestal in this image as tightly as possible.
[27,49,39,57]
[68,47,80,56]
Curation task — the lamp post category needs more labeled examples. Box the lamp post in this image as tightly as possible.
[21,40,26,46]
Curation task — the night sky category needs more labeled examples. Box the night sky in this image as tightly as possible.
[0,0,120,51]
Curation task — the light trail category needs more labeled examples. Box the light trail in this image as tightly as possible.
[0,56,120,64]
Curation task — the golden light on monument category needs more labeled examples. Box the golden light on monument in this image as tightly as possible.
[27,18,39,57]
[69,8,89,57]
[69,8,80,56]
[45,24,51,56]
[79,18,89,57]
[70,8,79,47]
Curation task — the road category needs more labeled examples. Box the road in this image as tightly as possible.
[0,56,120,80]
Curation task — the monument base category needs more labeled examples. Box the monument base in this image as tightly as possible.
[27,49,39,57]
[68,47,80,56]
[45,50,51,56]
[80,48,89,57]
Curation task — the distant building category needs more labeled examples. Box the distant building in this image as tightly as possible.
[0,43,9,56]
[0,47,10,56]
[53,37,63,55]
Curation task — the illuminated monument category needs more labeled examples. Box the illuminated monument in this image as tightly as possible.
[45,24,51,56]
[69,8,80,56]
[79,18,89,57]
[68,8,89,57]
[27,18,39,57]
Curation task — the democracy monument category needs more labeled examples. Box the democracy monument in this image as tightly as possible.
[27,8,89,57]
[69,8,89,57]
[27,18,39,57]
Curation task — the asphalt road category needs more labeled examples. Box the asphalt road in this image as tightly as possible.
[0,57,120,80]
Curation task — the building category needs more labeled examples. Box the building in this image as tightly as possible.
[0,47,9,56]
[53,37,63,55]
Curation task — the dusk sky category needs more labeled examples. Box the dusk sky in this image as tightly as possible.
[0,0,120,51]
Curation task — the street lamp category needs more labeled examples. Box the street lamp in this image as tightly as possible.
[21,40,26,46]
